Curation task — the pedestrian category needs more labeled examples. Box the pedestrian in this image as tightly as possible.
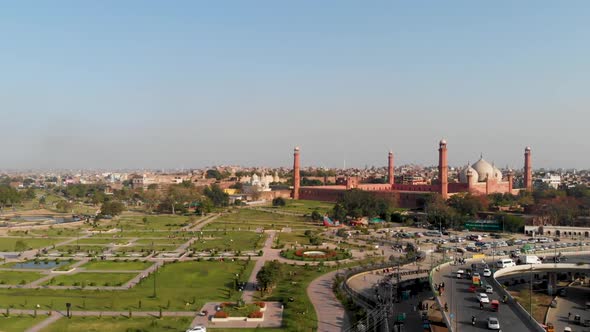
[568,312,571,319]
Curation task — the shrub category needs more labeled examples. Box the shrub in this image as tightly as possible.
[248,311,263,318]
[255,302,266,308]
[214,311,228,318]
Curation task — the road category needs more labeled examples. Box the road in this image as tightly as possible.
[434,253,590,332]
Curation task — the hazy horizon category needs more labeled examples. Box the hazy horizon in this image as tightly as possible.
[1,1,589,170]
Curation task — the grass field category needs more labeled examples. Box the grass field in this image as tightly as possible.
[74,238,130,245]
[0,271,43,285]
[41,316,192,332]
[134,238,190,245]
[80,260,153,271]
[274,231,311,246]
[268,199,334,215]
[43,272,137,287]
[0,260,253,311]
[113,244,177,253]
[115,215,194,230]
[0,238,63,252]
[0,315,47,332]
[191,231,265,252]
[205,209,319,231]
[55,245,107,254]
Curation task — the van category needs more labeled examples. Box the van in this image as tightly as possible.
[496,259,516,268]
[522,255,542,264]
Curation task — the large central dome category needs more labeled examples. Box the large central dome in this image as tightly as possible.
[471,157,494,182]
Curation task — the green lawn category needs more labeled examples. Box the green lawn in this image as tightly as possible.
[191,231,266,252]
[74,238,130,245]
[268,199,334,215]
[114,215,193,230]
[41,316,192,332]
[43,272,137,287]
[0,260,253,311]
[0,315,47,332]
[134,238,189,245]
[54,245,107,254]
[113,244,177,253]
[210,209,315,229]
[275,231,311,246]
[0,271,43,285]
[0,238,63,252]
[80,260,153,271]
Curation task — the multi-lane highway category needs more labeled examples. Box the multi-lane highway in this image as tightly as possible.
[433,254,590,331]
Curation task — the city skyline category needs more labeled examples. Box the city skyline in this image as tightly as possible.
[1,1,589,169]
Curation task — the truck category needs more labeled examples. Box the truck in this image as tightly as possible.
[522,255,542,264]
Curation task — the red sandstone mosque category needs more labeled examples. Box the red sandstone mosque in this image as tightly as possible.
[292,140,533,208]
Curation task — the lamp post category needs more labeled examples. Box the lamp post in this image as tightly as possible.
[529,264,533,320]
[152,268,157,298]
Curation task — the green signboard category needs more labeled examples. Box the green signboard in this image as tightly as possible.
[464,219,501,231]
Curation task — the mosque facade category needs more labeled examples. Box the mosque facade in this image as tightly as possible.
[292,141,532,208]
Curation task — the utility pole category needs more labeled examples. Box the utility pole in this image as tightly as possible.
[152,268,157,298]
[529,266,533,315]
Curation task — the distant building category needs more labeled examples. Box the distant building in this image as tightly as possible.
[292,141,532,208]
[538,173,561,189]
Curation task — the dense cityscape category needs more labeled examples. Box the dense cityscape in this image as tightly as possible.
[2,2,590,332]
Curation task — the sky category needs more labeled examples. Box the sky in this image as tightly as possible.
[1,1,589,170]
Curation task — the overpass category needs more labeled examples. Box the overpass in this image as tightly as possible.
[432,252,590,332]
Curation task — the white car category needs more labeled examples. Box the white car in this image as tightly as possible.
[485,285,493,294]
[477,293,490,304]
[186,326,207,332]
[483,269,492,277]
[487,317,500,330]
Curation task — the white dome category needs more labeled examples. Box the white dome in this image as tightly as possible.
[471,158,494,182]
[492,166,502,181]
[459,165,479,184]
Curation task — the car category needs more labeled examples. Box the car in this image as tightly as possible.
[186,326,207,332]
[485,285,493,294]
[473,272,481,278]
[487,317,500,330]
[477,293,490,304]
[483,269,492,277]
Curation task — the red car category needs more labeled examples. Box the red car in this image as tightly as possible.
[469,285,478,293]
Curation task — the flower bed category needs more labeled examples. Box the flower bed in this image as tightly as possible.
[210,303,265,322]
[280,248,351,261]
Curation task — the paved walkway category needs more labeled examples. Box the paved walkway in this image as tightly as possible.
[308,270,350,332]
[190,301,283,329]
[545,284,590,332]
[242,231,276,302]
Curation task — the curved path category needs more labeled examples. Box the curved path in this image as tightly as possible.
[433,252,590,332]
[308,270,349,332]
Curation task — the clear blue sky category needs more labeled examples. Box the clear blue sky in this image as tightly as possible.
[1,1,588,170]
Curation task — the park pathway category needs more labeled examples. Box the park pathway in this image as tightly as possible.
[185,214,220,232]
[24,309,197,332]
[25,259,89,288]
[307,270,350,332]
[242,230,276,302]
[25,313,62,332]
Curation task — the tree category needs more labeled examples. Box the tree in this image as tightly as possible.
[310,210,323,221]
[55,200,73,213]
[14,240,28,252]
[424,194,458,230]
[203,184,229,207]
[100,201,125,216]
[24,188,36,200]
[272,197,286,207]
[447,193,487,216]
[206,169,223,180]
[332,189,395,220]
[256,261,283,294]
